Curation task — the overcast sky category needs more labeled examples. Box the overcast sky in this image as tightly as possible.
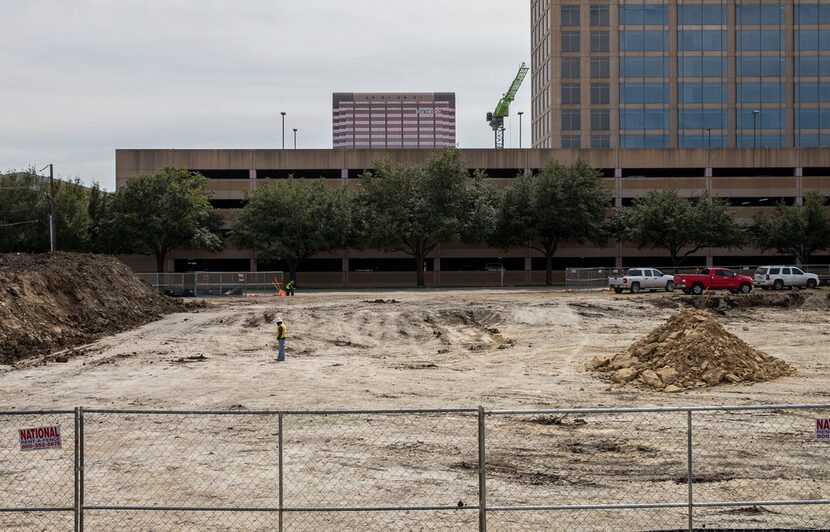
[1,1,530,190]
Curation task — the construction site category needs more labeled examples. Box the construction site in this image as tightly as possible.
[1,253,828,530]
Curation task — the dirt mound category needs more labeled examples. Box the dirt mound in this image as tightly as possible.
[589,309,793,391]
[0,252,183,365]
[652,291,830,312]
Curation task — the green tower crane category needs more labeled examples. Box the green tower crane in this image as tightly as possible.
[487,62,529,149]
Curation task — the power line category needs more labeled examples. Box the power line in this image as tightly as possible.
[0,219,41,228]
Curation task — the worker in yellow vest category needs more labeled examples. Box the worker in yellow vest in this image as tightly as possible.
[276,316,287,362]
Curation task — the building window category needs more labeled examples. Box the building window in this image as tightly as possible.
[561,5,580,26]
[591,135,610,148]
[561,110,581,130]
[737,56,785,78]
[620,83,668,104]
[678,4,726,25]
[590,5,609,26]
[621,30,668,52]
[590,31,609,52]
[796,5,830,25]
[562,135,581,148]
[796,82,830,103]
[561,31,580,52]
[591,109,610,130]
[678,109,726,130]
[620,109,668,130]
[620,57,667,77]
[620,135,668,148]
[679,83,726,103]
[796,109,830,130]
[591,57,610,78]
[561,83,581,104]
[619,4,667,25]
[736,4,784,26]
[679,57,726,77]
[591,83,610,104]
[738,82,784,103]
[737,30,783,51]
[678,30,726,51]
[795,31,830,51]
[738,109,785,130]
[796,56,830,77]
[561,57,580,78]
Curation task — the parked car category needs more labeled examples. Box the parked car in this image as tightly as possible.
[674,267,753,295]
[754,266,820,290]
[484,262,504,272]
[608,268,675,294]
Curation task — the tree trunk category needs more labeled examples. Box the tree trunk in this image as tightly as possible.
[545,252,553,286]
[155,250,166,273]
[287,259,299,283]
[415,248,425,287]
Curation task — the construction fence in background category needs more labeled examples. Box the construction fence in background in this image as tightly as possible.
[1,404,829,531]
[137,271,284,297]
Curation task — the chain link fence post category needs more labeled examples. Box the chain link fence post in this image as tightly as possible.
[278,412,284,532]
[78,407,85,532]
[687,409,693,532]
[478,406,487,532]
[74,407,79,532]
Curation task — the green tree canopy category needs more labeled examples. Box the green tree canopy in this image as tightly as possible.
[358,149,497,286]
[0,170,93,253]
[106,167,221,272]
[752,191,830,264]
[229,179,355,282]
[491,160,610,285]
[612,188,745,268]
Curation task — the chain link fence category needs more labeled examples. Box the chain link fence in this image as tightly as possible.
[566,267,617,291]
[136,271,284,297]
[2,404,828,530]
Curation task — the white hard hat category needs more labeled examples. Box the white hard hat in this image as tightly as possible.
[276,316,283,323]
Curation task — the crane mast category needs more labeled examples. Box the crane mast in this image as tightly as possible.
[486,62,529,149]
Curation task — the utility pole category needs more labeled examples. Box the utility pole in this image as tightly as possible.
[281,112,286,149]
[47,164,55,253]
[293,128,297,149]
[518,111,524,149]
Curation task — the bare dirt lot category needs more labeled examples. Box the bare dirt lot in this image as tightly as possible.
[1,289,829,530]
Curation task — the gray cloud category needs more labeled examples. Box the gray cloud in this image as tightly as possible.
[1,0,530,189]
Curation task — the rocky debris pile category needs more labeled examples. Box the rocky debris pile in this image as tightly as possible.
[0,252,183,365]
[589,309,793,391]
[651,291,830,312]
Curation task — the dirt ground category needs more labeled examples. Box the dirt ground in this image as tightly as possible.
[1,289,829,530]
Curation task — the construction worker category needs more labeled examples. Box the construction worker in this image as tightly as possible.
[285,280,296,296]
[276,316,287,362]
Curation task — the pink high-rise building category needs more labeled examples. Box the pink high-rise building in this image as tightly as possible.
[333,92,456,149]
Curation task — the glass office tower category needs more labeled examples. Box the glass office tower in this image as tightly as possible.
[531,0,830,148]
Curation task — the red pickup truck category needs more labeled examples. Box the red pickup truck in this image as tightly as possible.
[674,267,753,295]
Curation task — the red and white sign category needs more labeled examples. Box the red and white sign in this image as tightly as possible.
[818,419,830,441]
[19,425,62,451]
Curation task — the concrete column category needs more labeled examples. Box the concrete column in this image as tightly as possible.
[433,257,441,288]
[249,168,256,190]
[795,167,803,206]
[614,167,622,207]
[342,257,349,288]
[525,255,532,286]
[341,168,348,179]
[706,255,714,267]
[249,258,257,272]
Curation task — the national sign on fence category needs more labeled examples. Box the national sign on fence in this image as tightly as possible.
[818,418,830,441]
[18,425,61,451]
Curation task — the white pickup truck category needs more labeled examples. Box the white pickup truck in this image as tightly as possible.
[608,268,675,294]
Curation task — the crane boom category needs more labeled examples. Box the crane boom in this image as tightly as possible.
[487,62,529,149]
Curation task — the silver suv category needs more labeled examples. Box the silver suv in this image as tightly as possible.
[754,266,820,290]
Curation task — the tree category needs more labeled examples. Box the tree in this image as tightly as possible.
[0,170,92,253]
[612,188,745,268]
[491,160,610,285]
[106,167,221,272]
[752,191,830,264]
[229,180,354,282]
[86,183,111,253]
[358,149,497,287]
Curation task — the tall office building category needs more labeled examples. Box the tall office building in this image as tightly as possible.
[531,1,830,149]
[332,92,456,149]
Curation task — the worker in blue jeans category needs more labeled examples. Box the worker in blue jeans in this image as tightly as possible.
[276,316,287,362]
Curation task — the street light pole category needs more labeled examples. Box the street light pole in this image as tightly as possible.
[519,111,525,148]
[293,128,297,149]
[281,112,286,149]
[706,128,712,150]
[752,110,760,148]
